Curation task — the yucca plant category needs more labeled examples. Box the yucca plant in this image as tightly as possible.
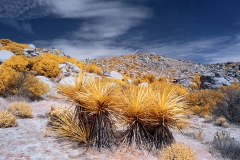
[115,85,153,149]
[58,72,121,149]
[147,82,189,149]
[77,78,121,149]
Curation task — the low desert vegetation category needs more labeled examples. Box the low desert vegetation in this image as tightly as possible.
[0,39,30,55]
[56,71,190,150]
[187,83,240,124]
[0,110,17,127]
[85,64,103,75]
[7,102,33,118]
[159,142,197,160]
[47,106,92,145]
[211,131,240,160]
[215,117,229,127]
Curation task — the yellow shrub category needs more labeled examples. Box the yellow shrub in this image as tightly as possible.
[158,76,167,83]
[186,90,223,116]
[215,117,229,127]
[0,110,17,127]
[1,55,30,72]
[159,142,197,160]
[0,39,30,55]
[32,59,61,77]
[191,74,202,90]
[7,102,33,118]
[0,66,49,98]
[142,74,156,83]
[85,64,102,75]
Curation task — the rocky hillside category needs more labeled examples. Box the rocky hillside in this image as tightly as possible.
[85,52,240,89]
[0,39,240,92]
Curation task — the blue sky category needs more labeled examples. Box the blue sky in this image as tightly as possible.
[1,0,240,63]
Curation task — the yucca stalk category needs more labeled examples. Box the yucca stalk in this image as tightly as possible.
[116,85,153,149]
[77,78,121,149]
[147,83,189,149]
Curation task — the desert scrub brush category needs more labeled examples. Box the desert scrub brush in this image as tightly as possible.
[48,106,92,146]
[115,85,153,149]
[147,83,189,149]
[0,110,17,127]
[159,142,197,160]
[7,102,33,118]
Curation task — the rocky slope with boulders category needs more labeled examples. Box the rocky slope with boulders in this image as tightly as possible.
[85,52,240,89]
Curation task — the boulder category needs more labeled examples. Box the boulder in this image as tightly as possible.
[61,68,69,76]
[0,50,14,63]
[108,71,123,80]
[59,77,75,85]
[28,44,36,49]
[200,73,230,89]
[66,62,80,73]
[36,76,55,94]
[59,64,66,69]
[138,82,148,87]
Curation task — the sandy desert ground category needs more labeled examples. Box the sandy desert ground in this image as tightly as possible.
[0,97,239,160]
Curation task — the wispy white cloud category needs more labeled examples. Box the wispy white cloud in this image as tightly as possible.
[141,36,240,63]
[33,39,134,60]
[39,0,150,39]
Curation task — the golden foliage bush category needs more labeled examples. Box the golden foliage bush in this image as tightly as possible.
[1,55,31,72]
[0,39,30,55]
[159,142,197,160]
[85,64,102,75]
[215,117,229,127]
[190,74,202,90]
[142,73,156,83]
[32,58,61,77]
[0,67,49,98]
[7,102,33,118]
[158,76,167,83]
[0,110,17,127]
[186,89,222,116]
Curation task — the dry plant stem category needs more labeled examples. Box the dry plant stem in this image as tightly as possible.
[122,121,152,150]
[153,126,174,149]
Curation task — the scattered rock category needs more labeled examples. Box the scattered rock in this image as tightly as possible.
[108,71,123,80]
[66,62,80,73]
[0,50,14,63]
[138,82,148,87]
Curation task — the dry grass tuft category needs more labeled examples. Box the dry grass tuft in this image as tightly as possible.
[7,102,33,118]
[159,142,197,160]
[0,110,17,127]
[47,106,92,145]
[193,125,204,141]
[215,117,229,127]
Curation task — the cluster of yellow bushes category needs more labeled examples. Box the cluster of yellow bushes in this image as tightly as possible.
[0,102,33,128]
[0,39,31,55]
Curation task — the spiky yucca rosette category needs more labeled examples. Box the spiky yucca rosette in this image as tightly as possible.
[115,85,153,149]
[147,82,189,149]
[58,72,122,148]
[77,78,121,148]
[115,83,189,149]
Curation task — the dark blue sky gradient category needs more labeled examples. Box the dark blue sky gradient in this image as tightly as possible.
[1,0,240,63]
